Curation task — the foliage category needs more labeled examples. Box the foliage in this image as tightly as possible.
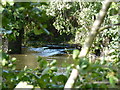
[2,2,50,41]
[2,49,120,88]
[46,2,119,62]
[2,51,68,88]
[46,1,119,62]
[78,58,119,88]
[1,1,120,89]
[66,2,119,88]
[46,2,102,44]
[2,51,18,88]
[92,2,119,61]
[72,49,120,88]
[26,30,74,47]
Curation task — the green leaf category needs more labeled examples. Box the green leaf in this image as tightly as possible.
[39,74,50,88]
[38,79,46,88]
[2,59,8,66]
[109,8,118,16]
[43,24,47,28]
[49,60,57,66]
[79,57,89,69]
[57,75,67,84]
[8,63,13,67]
[37,56,43,62]
[2,16,10,26]
[33,28,43,35]
[72,49,80,59]
[39,59,47,69]
[109,75,118,87]
[81,65,87,69]
[50,66,57,72]
[2,52,9,60]
[109,76,115,87]
[41,74,50,82]
[50,84,64,88]
[11,58,17,62]
[18,7,25,11]
[42,67,50,75]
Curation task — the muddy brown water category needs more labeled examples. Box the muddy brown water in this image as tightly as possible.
[10,47,74,74]
[11,54,73,69]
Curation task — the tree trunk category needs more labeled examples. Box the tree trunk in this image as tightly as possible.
[8,28,24,54]
[64,0,112,88]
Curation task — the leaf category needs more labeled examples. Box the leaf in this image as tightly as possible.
[41,74,50,82]
[49,60,57,66]
[72,49,80,59]
[42,67,50,75]
[37,56,43,62]
[109,76,116,87]
[43,24,47,28]
[81,65,87,69]
[2,52,9,60]
[38,79,46,88]
[39,59,47,69]
[8,63,13,67]
[50,66,57,72]
[2,59,8,66]
[57,75,67,84]
[33,28,43,35]
[109,75,118,87]
[79,57,89,69]
[107,72,118,88]
[109,8,118,16]
[39,74,50,88]
[2,16,10,26]
[33,24,50,35]
[11,58,17,62]
[18,7,25,11]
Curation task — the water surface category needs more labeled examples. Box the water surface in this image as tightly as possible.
[11,46,74,71]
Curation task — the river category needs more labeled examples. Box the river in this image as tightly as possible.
[10,45,75,73]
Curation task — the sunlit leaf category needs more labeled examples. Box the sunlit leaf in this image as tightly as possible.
[49,60,57,66]
[50,66,57,72]
[72,49,80,59]
[42,67,50,75]
[2,59,8,66]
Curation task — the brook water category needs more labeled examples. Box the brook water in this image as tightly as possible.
[10,45,75,73]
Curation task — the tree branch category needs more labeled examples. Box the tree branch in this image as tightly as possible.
[99,23,120,32]
[64,0,112,88]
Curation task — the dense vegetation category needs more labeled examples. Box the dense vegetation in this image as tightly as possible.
[1,0,120,89]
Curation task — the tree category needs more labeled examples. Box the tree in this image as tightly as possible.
[2,2,50,54]
[65,0,112,88]
[1,0,120,88]
[46,2,102,45]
